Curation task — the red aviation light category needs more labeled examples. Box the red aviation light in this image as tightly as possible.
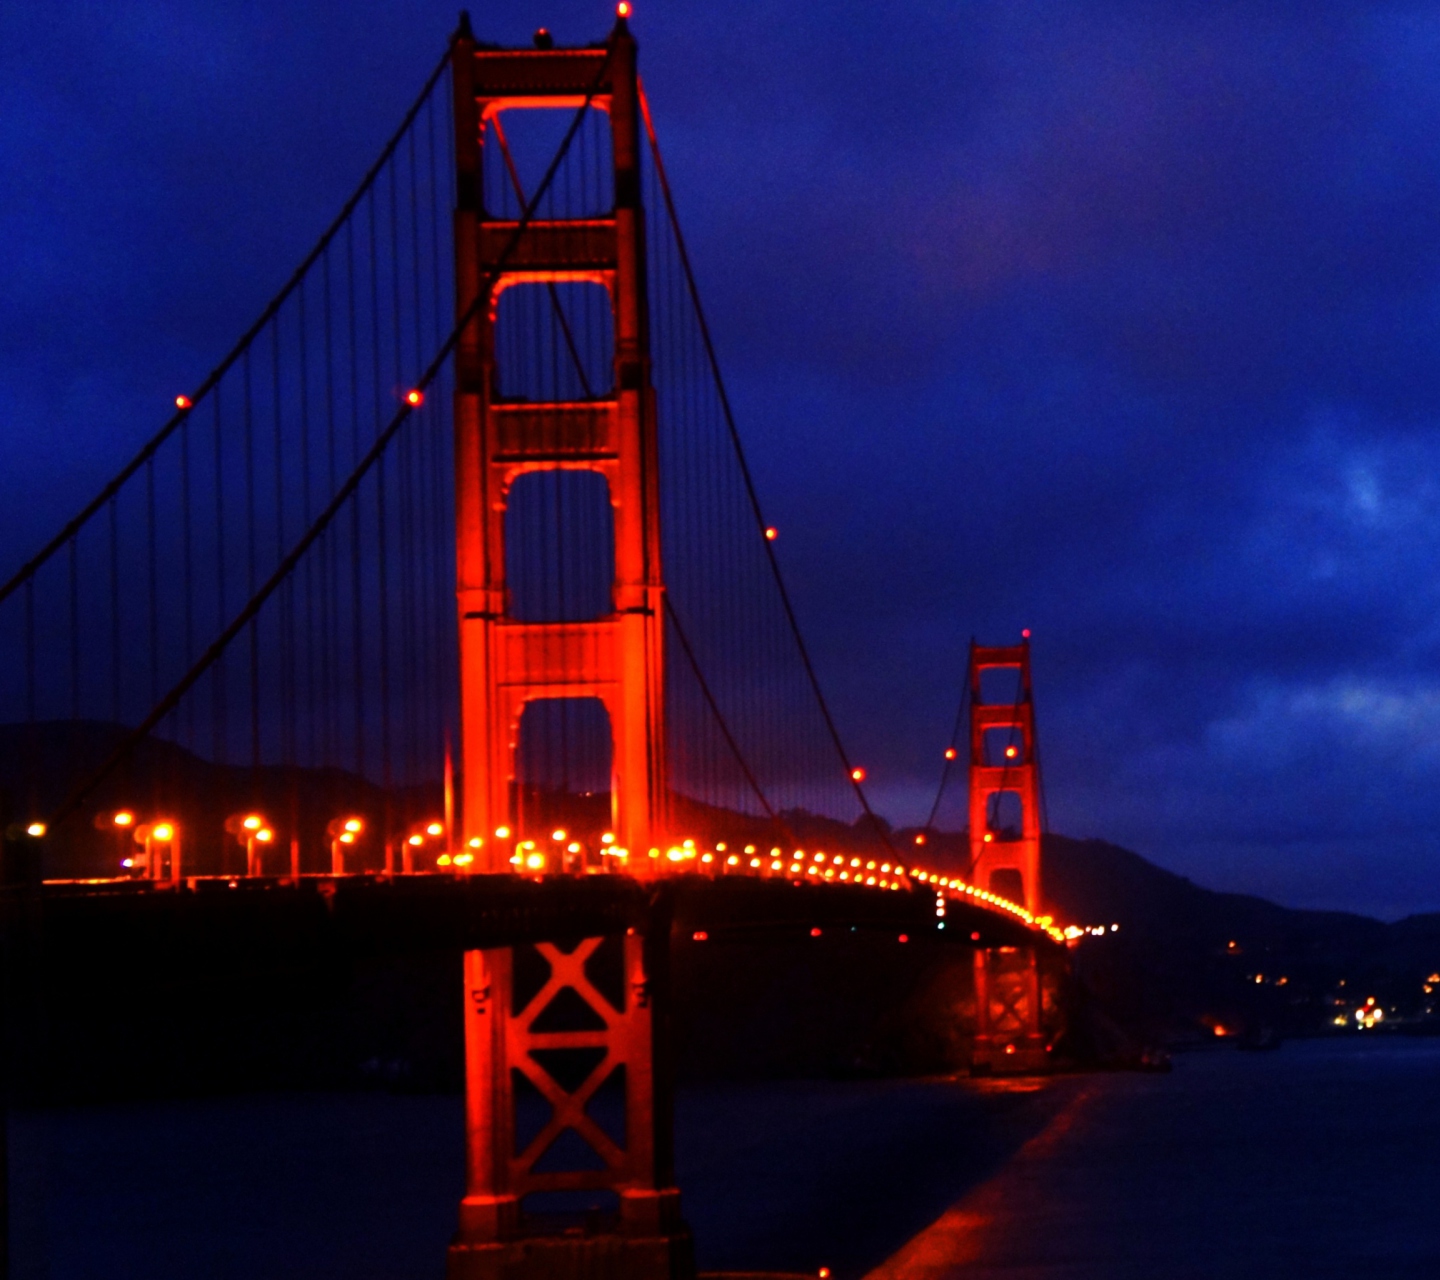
[174,395,192,410]
[850,766,866,782]
[1005,745,1018,759]
[1022,628,1031,638]
[944,747,957,760]
[405,389,424,407]
[617,1,632,15]
[764,526,778,541]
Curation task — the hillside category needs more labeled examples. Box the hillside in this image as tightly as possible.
[1042,834,1440,1041]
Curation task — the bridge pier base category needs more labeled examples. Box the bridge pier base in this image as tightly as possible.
[447,927,694,1280]
[971,945,1047,1075]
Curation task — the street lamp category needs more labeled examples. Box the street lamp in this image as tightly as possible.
[327,816,363,875]
[95,809,139,874]
[225,812,270,876]
[134,820,180,882]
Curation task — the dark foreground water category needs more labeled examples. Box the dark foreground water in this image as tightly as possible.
[6,1038,1439,1279]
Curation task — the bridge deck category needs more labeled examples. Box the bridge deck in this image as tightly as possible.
[10,874,1051,956]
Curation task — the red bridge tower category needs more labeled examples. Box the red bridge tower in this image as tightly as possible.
[967,639,1047,1073]
[453,18,665,869]
[449,17,689,1280]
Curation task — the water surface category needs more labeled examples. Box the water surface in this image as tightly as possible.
[8,1038,1437,1279]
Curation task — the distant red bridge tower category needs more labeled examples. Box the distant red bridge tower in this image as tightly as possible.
[967,639,1047,1073]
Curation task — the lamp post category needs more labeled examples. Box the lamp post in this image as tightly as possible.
[326,817,363,875]
[225,813,271,876]
[134,821,179,882]
[94,810,138,875]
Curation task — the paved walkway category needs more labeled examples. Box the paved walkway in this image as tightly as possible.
[862,1040,1440,1280]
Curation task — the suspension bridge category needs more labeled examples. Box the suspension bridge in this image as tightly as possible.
[0,13,1072,1280]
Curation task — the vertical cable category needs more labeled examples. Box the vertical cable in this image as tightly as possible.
[274,305,293,776]
[371,186,393,848]
[213,385,227,765]
[300,276,317,772]
[322,248,337,774]
[24,577,36,727]
[147,455,159,709]
[348,216,366,787]
[24,576,36,816]
[244,347,260,773]
[68,537,80,722]
[109,496,121,724]
[181,412,195,749]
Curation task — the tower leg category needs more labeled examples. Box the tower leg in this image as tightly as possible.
[971,946,1046,1075]
[447,931,693,1280]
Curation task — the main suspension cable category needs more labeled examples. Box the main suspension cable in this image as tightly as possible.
[49,39,615,826]
[0,36,458,609]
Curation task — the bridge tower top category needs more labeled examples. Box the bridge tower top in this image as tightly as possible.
[451,15,666,872]
[967,639,1042,915]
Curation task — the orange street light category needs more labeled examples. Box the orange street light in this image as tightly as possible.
[133,820,178,880]
[327,816,365,875]
[226,812,271,876]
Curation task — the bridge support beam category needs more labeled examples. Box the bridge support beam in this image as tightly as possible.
[447,923,692,1280]
[967,640,1048,1074]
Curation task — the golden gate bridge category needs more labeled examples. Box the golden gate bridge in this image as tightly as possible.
[0,12,1071,1279]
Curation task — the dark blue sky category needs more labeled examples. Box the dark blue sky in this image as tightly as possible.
[4,1,1440,917]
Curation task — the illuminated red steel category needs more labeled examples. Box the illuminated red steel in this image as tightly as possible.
[450,933,689,1279]
[967,639,1046,1073]
[452,15,665,867]
[448,21,690,1280]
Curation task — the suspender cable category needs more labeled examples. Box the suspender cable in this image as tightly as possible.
[0,39,457,610]
[922,653,969,834]
[664,596,777,822]
[639,84,893,854]
[46,36,611,827]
